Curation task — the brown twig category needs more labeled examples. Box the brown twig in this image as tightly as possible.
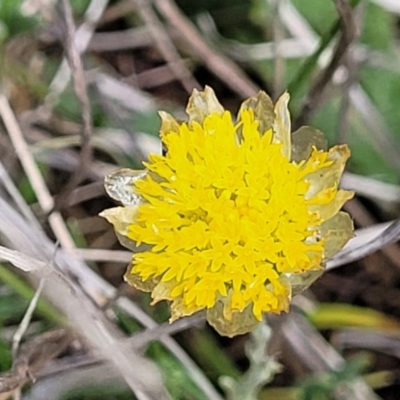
[153,0,259,98]
[271,0,285,100]
[55,0,93,209]
[295,0,357,128]
[89,26,153,51]
[337,1,366,143]
[46,0,109,105]
[100,0,136,25]
[129,0,200,94]
[0,93,75,249]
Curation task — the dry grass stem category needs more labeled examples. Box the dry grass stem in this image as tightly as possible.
[295,0,357,127]
[128,0,200,93]
[328,219,400,270]
[153,0,259,98]
[54,0,93,206]
[46,0,108,106]
[281,312,380,400]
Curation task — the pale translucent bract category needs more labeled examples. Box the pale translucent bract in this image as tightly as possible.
[104,168,146,206]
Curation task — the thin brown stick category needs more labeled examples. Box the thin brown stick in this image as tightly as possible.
[100,0,136,25]
[36,315,206,377]
[46,0,109,105]
[129,0,200,93]
[0,93,75,249]
[153,0,259,98]
[55,0,93,209]
[272,0,285,99]
[89,26,152,51]
[337,1,366,142]
[295,0,357,128]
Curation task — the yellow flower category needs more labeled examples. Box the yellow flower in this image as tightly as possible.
[100,87,354,337]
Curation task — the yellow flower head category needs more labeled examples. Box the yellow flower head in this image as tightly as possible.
[101,87,354,337]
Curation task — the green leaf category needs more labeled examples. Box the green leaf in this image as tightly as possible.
[0,0,38,39]
[361,3,394,50]
[146,342,209,400]
[0,264,64,325]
